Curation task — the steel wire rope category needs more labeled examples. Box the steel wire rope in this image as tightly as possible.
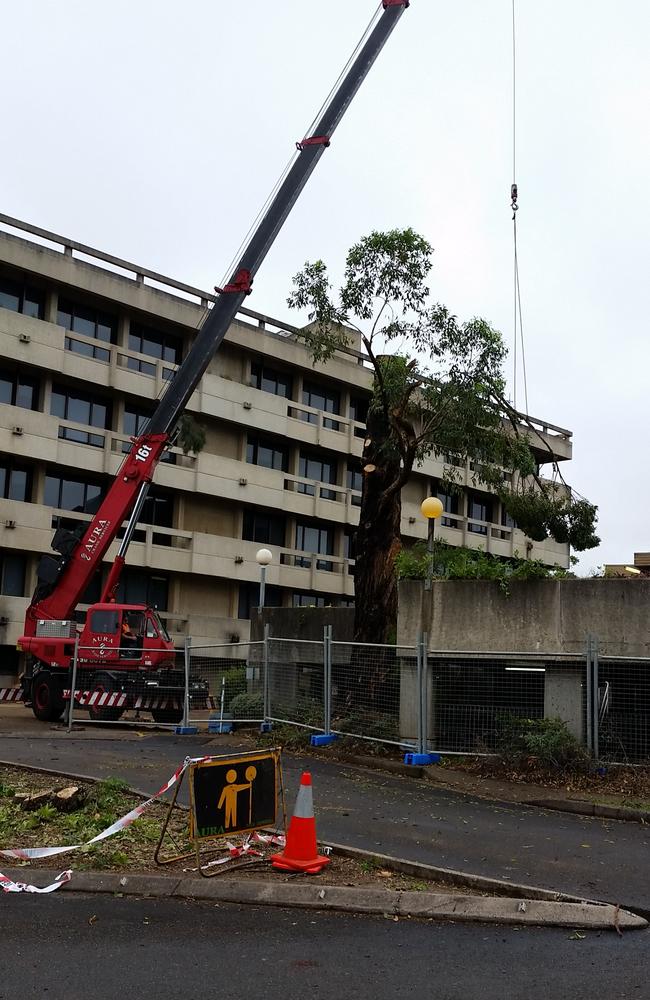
[511,0,529,416]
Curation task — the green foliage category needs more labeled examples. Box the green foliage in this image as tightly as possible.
[395,541,572,595]
[0,781,15,798]
[176,413,207,455]
[503,490,599,550]
[230,691,264,720]
[216,667,247,710]
[496,716,590,772]
[34,804,58,823]
[287,228,599,559]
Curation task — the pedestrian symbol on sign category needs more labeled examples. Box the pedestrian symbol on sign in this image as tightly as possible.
[217,766,258,829]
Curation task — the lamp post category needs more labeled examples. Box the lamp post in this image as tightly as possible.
[255,548,273,609]
[421,497,444,591]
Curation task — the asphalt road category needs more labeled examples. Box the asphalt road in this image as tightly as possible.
[1,724,649,911]
[2,894,648,1000]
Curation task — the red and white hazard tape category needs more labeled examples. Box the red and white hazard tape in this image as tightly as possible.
[182,831,286,873]
[0,870,72,894]
[0,754,215,894]
[0,687,182,710]
[0,688,24,703]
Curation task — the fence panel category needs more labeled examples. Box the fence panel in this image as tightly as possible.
[187,642,265,728]
[67,643,186,729]
[329,641,415,749]
[597,656,650,763]
[266,637,325,732]
[423,651,584,755]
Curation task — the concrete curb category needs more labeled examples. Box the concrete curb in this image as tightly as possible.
[529,798,650,824]
[1,866,644,930]
[2,757,647,921]
[339,753,650,825]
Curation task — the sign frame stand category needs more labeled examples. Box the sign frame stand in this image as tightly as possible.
[154,748,286,875]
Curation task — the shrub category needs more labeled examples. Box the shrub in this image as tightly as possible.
[219,667,247,709]
[496,715,589,772]
[229,692,264,720]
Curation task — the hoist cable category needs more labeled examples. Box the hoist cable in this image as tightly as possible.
[511,0,529,415]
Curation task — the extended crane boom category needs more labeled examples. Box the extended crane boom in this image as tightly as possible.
[19,1,410,724]
[22,0,409,641]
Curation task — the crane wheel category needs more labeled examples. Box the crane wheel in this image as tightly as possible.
[32,671,65,722]
[151,707,183,725]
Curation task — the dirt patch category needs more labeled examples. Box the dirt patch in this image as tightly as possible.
[441,757,650,810]
[0,765,482,893]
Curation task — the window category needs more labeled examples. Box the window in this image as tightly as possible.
[298,450,337,499]
[0,462,32,502]
[0,274,45,319]
[242,508,285,546]
[349,395,369,438]
[117,569,169,610]
[498,503,516,539]
[344,528,357,576]
[90,610,119,634]
[117,488,174,547]
[347,462,363,506]
[0,551,26,596]
[467,492,492,535]
[246,434,289,472]
[302,380,340,430]
[58,298,116,363]
[0,369,39,410]
[50,383,111,447]
[435,486,460,528]
[250,362,292,398]
[295,521,334,571]
[44,473,103,513]
[291,592,352,608]
[128,321,181,378]
[122,405,174,462]
[238,581,282,620]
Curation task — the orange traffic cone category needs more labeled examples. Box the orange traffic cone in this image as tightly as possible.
[271,771,330,874]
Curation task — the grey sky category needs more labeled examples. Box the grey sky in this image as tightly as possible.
[3,1,649,572]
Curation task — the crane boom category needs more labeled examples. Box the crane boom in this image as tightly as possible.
[23,0,409,635]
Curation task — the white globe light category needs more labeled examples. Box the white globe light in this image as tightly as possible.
[256,548,273,566]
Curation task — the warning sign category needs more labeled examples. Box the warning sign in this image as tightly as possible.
[189,751,278,840]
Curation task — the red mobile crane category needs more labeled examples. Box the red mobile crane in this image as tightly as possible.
[18,1,410,723]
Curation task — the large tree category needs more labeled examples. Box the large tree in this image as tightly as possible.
[288,229,598,644]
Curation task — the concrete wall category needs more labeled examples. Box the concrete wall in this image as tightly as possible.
[398,578,650,656]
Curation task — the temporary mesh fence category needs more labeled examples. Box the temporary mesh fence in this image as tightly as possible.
[18,630,650,765]
[187,642,265,728]
[421,650,586,755]
[65,643,187,729]
[329,641,416,749]
[266,637,325,733]
[597,655,650,764]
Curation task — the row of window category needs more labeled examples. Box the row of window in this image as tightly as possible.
[237,582,353,620]
[0,543,348,619]
[434,486,515,533]
[2,272,371,440]
[246,434,362,499]
[0,548,168,609]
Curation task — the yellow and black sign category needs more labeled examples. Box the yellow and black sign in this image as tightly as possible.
[189,750,279,840]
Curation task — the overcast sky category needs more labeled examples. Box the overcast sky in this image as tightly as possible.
[3,1,649,573]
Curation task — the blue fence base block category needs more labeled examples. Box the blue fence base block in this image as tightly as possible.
[310,734,338,747]
[174,725,199,735]
[403,752,441,766]
[260,721,273,734]
[208,721,233,735]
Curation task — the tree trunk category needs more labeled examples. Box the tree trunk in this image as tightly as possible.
[353,419,402,646]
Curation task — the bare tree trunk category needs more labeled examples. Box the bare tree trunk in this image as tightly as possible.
[353,418,402,647]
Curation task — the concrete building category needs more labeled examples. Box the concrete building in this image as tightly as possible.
[0,216,573,682]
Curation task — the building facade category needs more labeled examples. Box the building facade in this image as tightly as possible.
[0,217,573,682]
